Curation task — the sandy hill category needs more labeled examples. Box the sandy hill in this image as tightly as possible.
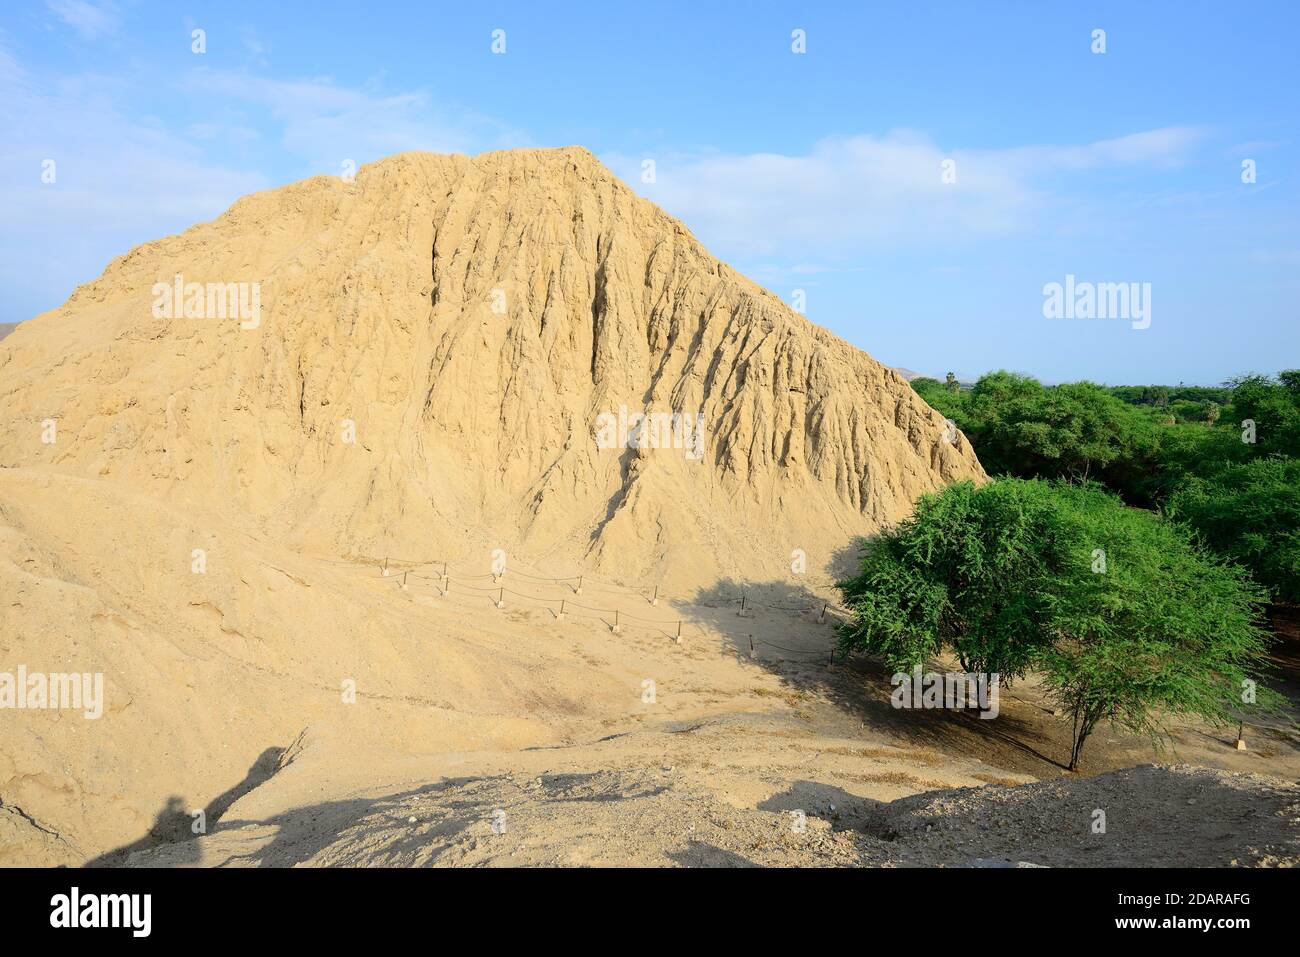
[0,147,981,589]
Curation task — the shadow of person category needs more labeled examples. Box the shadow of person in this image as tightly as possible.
[83,795,198,867]
[83,746,286,867]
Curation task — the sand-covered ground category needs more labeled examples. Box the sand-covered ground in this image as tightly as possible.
[5,467,1295,868]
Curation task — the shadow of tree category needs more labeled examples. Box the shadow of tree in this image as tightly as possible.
[204,771,673,866]
[213,780,485,866]
[665,843,758,867]
[686,559,1075,776]
[757,780,886,833]
[867,763,1300,867]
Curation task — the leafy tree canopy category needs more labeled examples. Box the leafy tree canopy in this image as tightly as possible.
[1167,457,1300,603]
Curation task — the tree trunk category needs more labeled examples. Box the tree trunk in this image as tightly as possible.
[1068,710,1100,771]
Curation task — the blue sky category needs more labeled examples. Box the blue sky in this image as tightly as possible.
[2,0,1296,384]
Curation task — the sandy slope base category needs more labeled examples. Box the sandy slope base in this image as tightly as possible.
[2,467,1297,867]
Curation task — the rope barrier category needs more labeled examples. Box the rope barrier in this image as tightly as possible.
[501,587,560,604]
[333,552,850,610]
[399,575,684,638]
[400,568,850,616]
[753,639,828,656]
[702,589,853,617]
[565,599,618,614]
[505,569,582,583]
[337,556,851,649]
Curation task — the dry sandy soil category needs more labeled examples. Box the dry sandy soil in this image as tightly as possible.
[2,466,1297,868]
[115,579,1300,868]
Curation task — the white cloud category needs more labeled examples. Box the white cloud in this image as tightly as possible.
[45,0,118,39]
[0,54,530,252]
[182,70,530,172]
[0,44,269,317]
[993,127,1207,170]
[1250,249,1300,266]
[0,61,267,236]
[606,127,1206,258]
[0,49,531,318]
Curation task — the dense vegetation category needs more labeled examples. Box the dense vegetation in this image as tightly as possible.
[836,368,1296,767]
[910,369,1300,604]
[837,479,1278,769]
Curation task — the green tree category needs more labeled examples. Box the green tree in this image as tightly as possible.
[1166,457,1300,604]
[907,368,1300,603]
[1143,385,1171,408]
[967,369,1043,409]
[912,372,1163,502]
[1226,371,1300,457]
[837,479,1276,770]
[976,381,1162,499]
[910,376,969,428]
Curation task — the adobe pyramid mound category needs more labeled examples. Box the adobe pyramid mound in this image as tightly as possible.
[0,147,981,585]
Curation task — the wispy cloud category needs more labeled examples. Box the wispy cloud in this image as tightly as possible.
[0,59,267,235]
[0,44,530,317]
[606,127,1207,258]
[993,127,1208,170]
[182,69,530,173]
[0,42,267,316]
[45,0,118,40]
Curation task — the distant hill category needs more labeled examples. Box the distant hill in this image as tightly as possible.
[0,322,18,341]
